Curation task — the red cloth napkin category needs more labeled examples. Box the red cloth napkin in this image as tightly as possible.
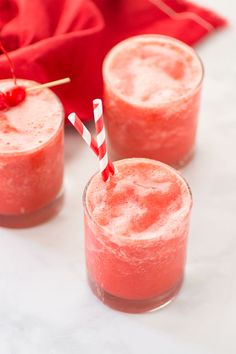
[0,0,226,122]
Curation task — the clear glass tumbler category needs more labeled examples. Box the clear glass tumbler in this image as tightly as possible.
[0,79,64,228]
[103,35,204,167]
[83,158,192,313]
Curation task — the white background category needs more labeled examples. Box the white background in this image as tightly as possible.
[0,1,235,353]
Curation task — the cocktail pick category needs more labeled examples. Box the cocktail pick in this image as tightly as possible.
[26,78,71,92]
[0,77,71,110]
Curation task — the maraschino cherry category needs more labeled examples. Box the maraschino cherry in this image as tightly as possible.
[0,91,8,110]
[4,86,26,107]
[1,41,71,111]
[0,41,26,111]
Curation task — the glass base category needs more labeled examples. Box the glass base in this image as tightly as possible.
[88,275,183,313]
[0,189,64,229]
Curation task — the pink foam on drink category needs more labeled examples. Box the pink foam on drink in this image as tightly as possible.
[105,35,202,106]
[86,159,191,240]
[0,79,62,153]
[85,158,192,307]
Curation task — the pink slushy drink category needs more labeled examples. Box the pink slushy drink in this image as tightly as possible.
[84,158,192,313]
[0,79,64,227]
[103,35,203,167]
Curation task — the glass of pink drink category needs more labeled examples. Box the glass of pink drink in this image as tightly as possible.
[84,158,192,313]
[103,35,203,167]
[0,79,64,228]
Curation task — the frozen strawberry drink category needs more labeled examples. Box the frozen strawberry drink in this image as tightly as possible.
[103,35,203,166]
[0,79,64,227]
[84,158,192,313]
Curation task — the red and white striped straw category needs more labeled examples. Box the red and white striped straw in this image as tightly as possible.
[68,112,115,175]
[93,99,111,182]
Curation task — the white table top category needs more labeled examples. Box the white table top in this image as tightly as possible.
[0,1,235,353]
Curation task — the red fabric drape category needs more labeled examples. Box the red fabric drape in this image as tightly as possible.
[0,0,226,121]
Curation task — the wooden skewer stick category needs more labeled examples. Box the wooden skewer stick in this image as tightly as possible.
[26,77,71,92]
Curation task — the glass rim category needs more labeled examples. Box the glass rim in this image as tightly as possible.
[0,78,65,157]
[102,34,204,109]
[83,158,193,243]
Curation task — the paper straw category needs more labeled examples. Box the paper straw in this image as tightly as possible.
[93,99,111,182]
[68,112,115,175]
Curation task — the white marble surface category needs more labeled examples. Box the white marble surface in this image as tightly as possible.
[0,1,235,353]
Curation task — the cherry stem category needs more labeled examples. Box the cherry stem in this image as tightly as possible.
[0,40,17,85]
